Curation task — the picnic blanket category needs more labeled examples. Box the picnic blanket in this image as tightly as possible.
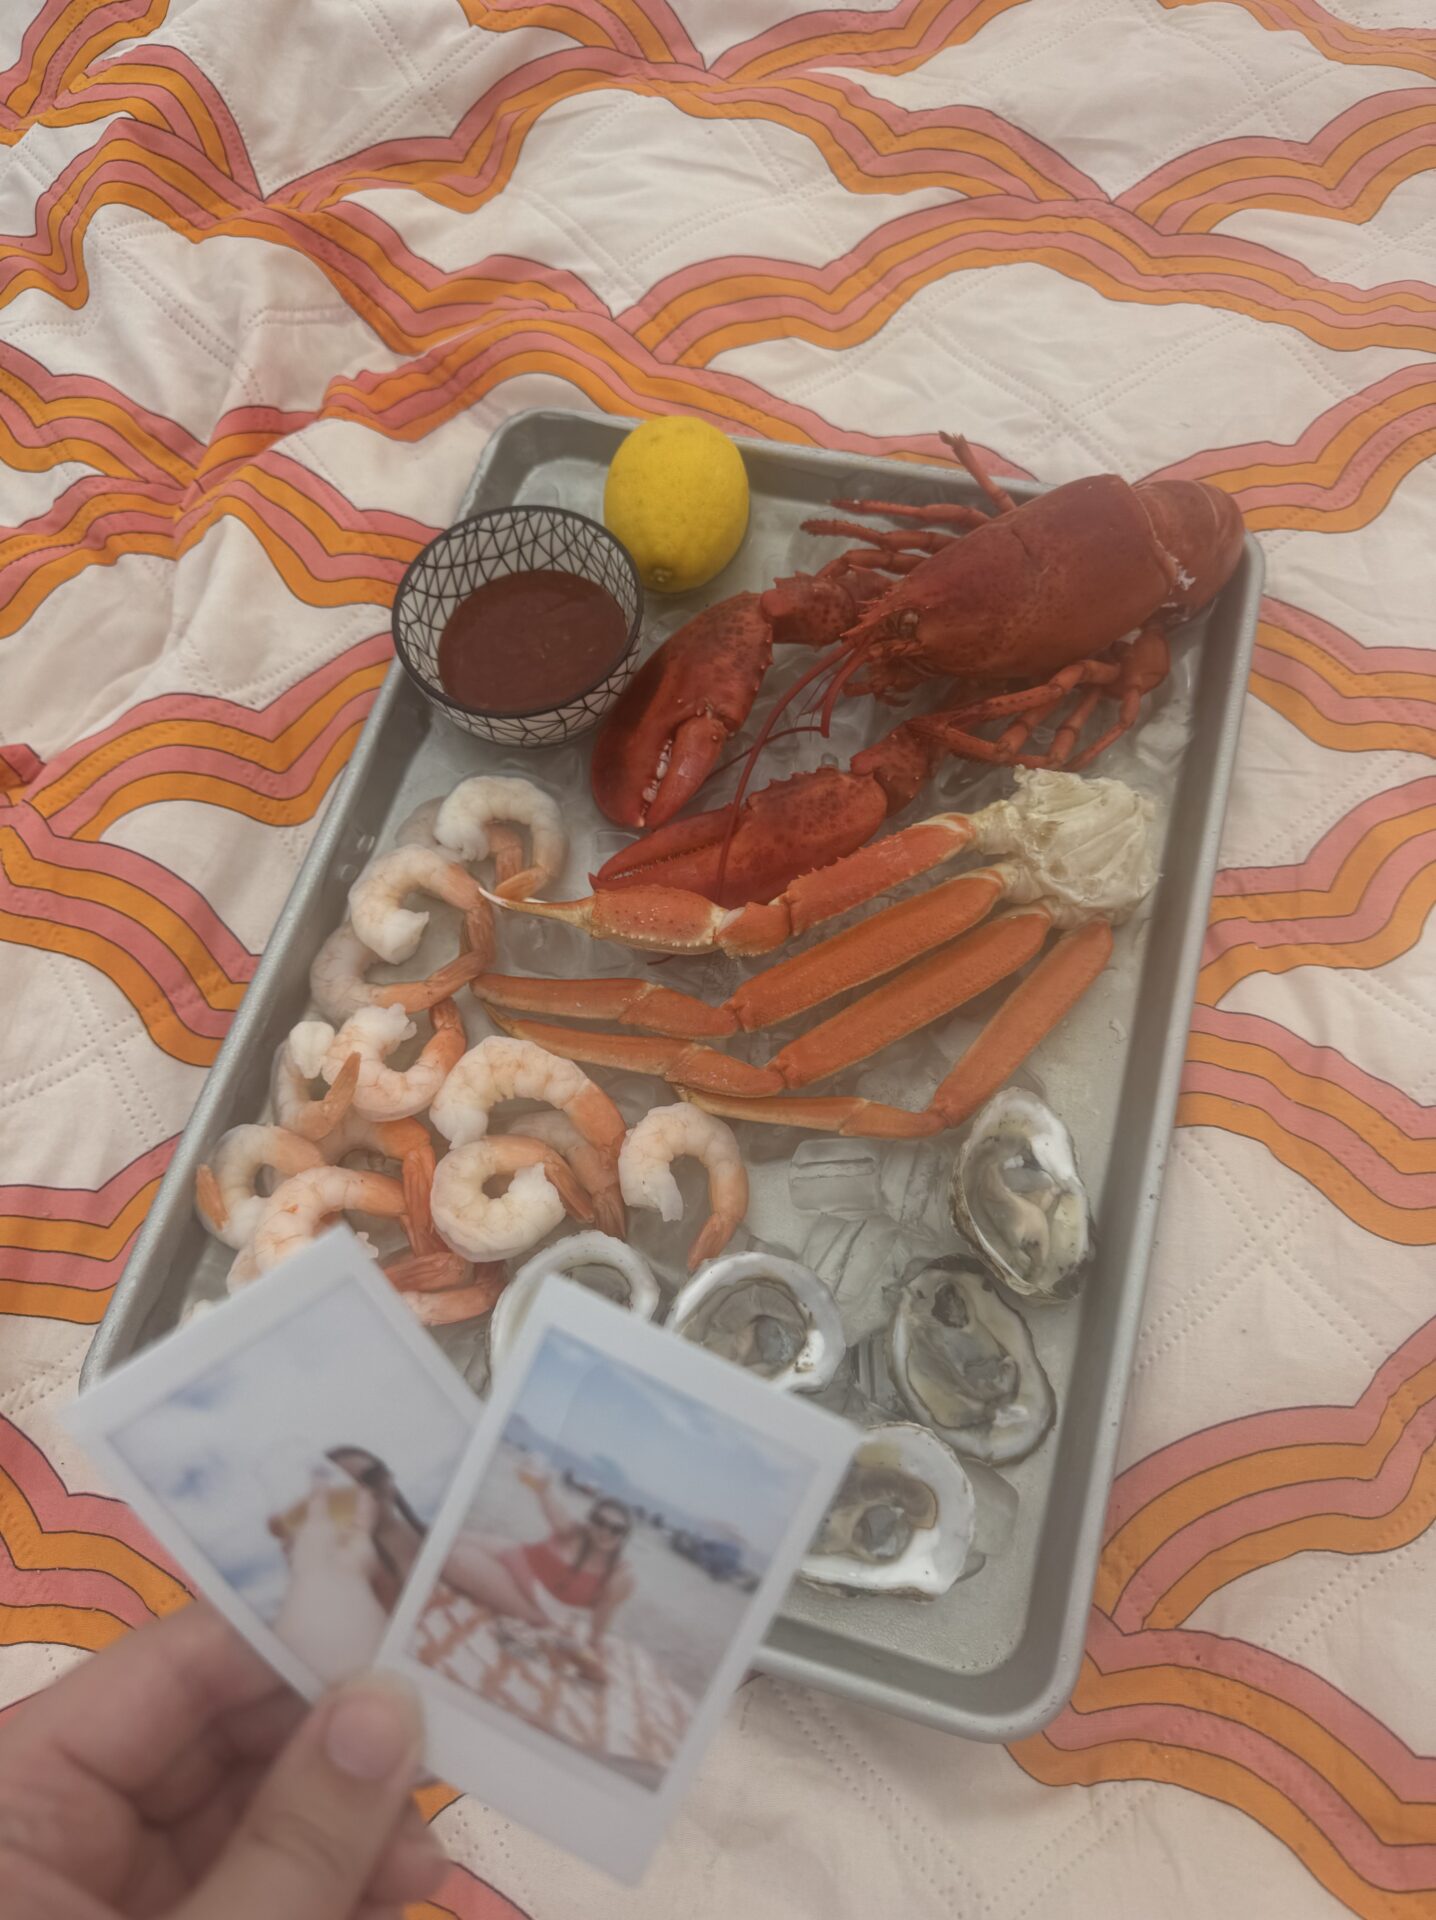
[2,3,1434,1917]
[415,1584,693,1780]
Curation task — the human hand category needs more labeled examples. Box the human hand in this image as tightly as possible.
[0,1600,448,1920]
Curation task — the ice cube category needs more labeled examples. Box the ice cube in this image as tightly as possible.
[801,1215,906,1346]
[789,1138,881,1217]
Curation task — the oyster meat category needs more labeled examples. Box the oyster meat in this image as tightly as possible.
[951,1088,1092,1300]
[490,1232,659,1374]
[801,1423,975,1598]
[667,1252,844,1392]
[888,1258,1055,1465]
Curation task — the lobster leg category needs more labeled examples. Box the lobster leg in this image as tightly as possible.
[682,1088,943,1139]
[475,973,737,1039]
[929,920,1113,1124]
[1068,624,1170,769]
[829,496,991,530]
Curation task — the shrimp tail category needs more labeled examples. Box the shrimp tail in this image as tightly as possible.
[536,1148,598,1228]
[292,1051,360,1139]
[373,945,486,1013]
[194,1163,228,1235]
[383,1248,472,1293]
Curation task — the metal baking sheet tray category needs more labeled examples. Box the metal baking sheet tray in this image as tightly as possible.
[84,408,1263,1741]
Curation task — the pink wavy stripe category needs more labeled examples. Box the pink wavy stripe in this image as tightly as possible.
[1204,828,1436,964]
[0,479,175,603]
[1088,1611,1436,1798]
[0,345,201,476]
[173,481,419,590]
[0,1417,174,1563]
[621,196,1436,363]
[1157,364,1435,484]
[1191,1007,1436,1139]
[276,45,1100,212]
[0,1527,157,1633]
[30,634,390,805]
[1202,0,1436,69]
[1122,88,1436,230]
[0,1138,171,1224]
[1255,641,1436,733]
[1211,773,1436,898]
[477,0,700,65]
[1052,1628,1436,1890]
[713,0,1000,76]
[430,1864,534,1920]
[0,0,155,125]
[1264,595,1436,678]
[322,318,1035,477]
[3,1240,139,1292]
[1107,1316,1436,1534]
[46,688,380,837]
[9,808,252,972]
[1181,1057,1436,1209]
[0,855,250,1039]
[80,43,260,192]
[1235,400,1436,519]
[1109,1390,1436,1633]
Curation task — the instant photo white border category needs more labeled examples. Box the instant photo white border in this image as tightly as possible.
[377,1276,857,1884]
[66,1226,480,1700]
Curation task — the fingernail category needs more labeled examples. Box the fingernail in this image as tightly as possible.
[324,1675,422,1781]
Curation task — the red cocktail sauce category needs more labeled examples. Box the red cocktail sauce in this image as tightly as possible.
[436,570,628,714]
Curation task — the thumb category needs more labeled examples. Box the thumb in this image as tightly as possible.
[176,1674,424,1920]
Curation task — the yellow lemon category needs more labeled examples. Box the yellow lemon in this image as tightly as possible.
[603,416,749,594]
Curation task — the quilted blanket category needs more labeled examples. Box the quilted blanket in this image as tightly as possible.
[2,3,1432,1917]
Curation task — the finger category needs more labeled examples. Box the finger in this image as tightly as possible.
[17,1601,284,1804]
[140,1692,308,1825]
[175,1674,424,1920]
[363,1824,448,1908]
[0,1846,118,1919]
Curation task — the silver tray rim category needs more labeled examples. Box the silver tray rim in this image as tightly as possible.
[83,407,1264,1742]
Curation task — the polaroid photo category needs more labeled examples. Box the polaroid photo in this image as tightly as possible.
[67,1226,479,1699]
[376,1277,857,1884]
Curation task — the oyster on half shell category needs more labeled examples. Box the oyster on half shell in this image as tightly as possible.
[667,1252,844,1393]
[888,1258,1055,1465]
[801,1423,976,1598]
[490,1232,659,1375]
[951,1088,1092,1300]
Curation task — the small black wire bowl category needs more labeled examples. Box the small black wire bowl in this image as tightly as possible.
[392,506,644,748]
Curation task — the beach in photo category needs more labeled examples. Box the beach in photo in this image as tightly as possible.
[409,1326,814,1789]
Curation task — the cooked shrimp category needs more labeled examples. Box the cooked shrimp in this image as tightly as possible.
[309,919,488,1024]
[514,1109,625,1238]
[436,776,566,900]
[195,1125,327,1249]
[348,846,491,964]
[272,1023,359,1140]
[619,1104,749,1272]
[319,1111,439,1247]
[430,1036,626,1162]
[390,793,526,889]
[236,1167,408,1284]
[404,1268,509,1326]
[320,1000,467,1121]
[431,1137,596,1262]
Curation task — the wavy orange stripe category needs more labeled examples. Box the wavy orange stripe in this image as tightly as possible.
[1,1464,183,1617]
[1163,0,1436,83]
[77,726,369,841]
[1179,1090,1436,1244]
[0,1281,109,1323]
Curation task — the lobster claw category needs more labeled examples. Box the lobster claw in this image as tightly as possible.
[590,594,776,828]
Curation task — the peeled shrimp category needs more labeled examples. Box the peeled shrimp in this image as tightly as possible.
[273,1023,359,1140]
[619,1104,749,1272]
[513,1109,625,1238]
[319,1000,467,1121]
[431,1136,595,1262]
[195,1125,326,1249]
[390,793,527,891]
[235,1166,409,1284]
[348,846,491,965]
[436,776,566,900]
[431,1036,625,1162]
[309,919,489,1025]
[318,1110,439,1247]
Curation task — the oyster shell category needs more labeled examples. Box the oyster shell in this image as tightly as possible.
[667,1252,844,1393]
[887,1258,1055,1465]
[490,1232,659,1374]
[801,1423,975,1598]
[950,1088,1092,1300]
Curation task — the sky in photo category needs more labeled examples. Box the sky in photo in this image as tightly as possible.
[110,1288,472,1617]
[496,1328,814,1566]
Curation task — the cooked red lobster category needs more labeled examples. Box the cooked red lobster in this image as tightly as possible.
[590,435,1244,907]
